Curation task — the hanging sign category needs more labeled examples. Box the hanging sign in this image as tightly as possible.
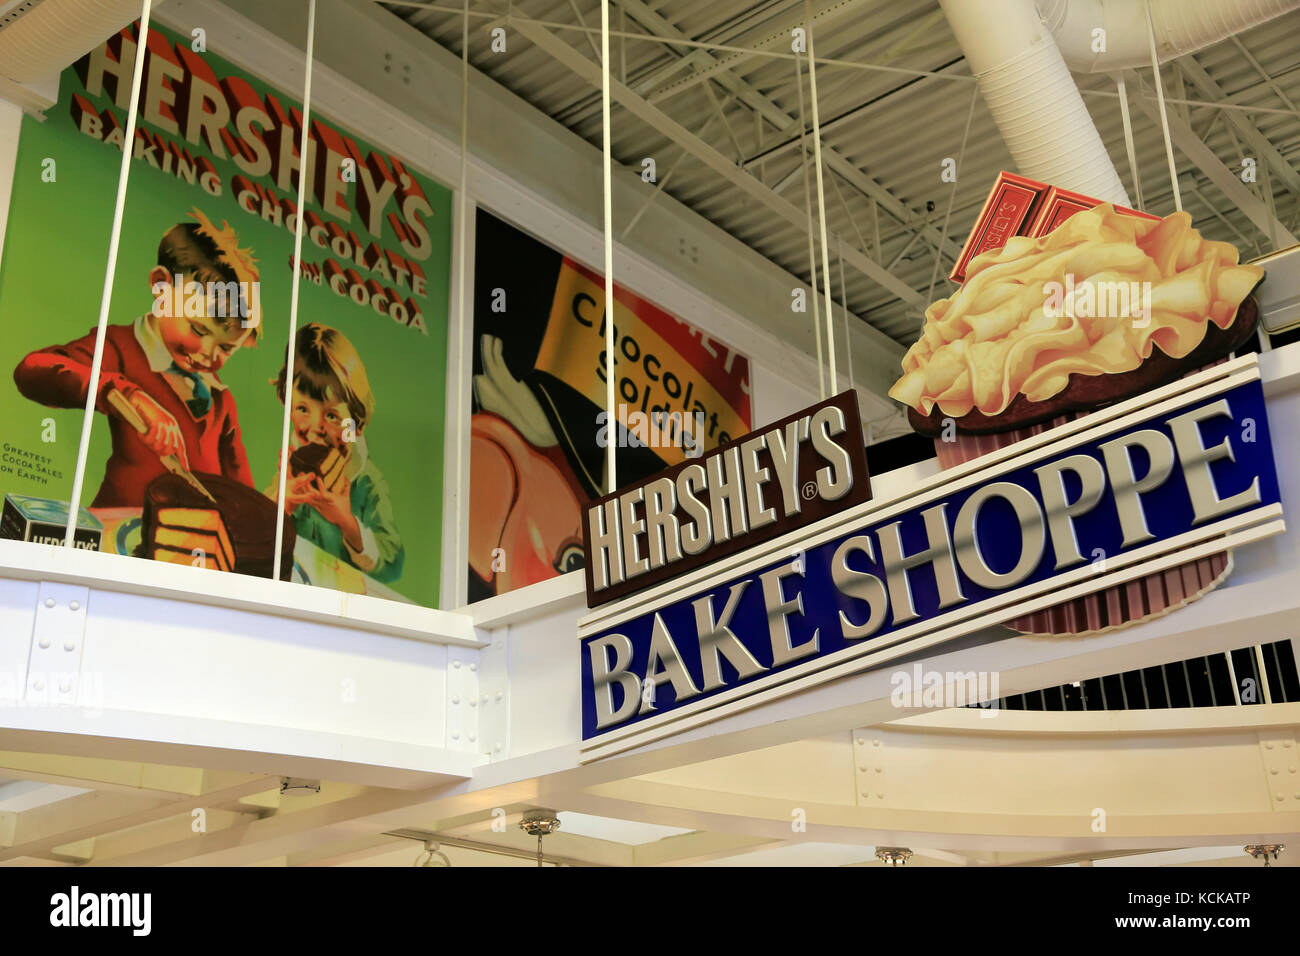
[582,391,871,607]
[578,359,1284,754]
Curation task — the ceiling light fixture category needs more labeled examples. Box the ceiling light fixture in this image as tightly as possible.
[1244,844,1284,866]
[875,846,913,866]
[519,809,562,867]
[279,777,321,796]
[415,839,451,867]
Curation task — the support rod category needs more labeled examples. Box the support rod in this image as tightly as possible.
[1144,0,1182,211]
[272,0,318,580]
[805,0,838,395]
[1115,73,1144,210]
[794,54,825,400]
[64,0,154,547]
[601,0,616,493]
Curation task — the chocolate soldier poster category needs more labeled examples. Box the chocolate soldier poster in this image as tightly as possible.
[470,210,752,599]
[0,21,451,608]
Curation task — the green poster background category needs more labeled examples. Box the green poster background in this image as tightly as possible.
[0,23,451,608]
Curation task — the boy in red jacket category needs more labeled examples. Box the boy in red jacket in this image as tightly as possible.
[14,209,261,508]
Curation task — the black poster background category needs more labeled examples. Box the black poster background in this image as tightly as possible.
[470,210,681,599]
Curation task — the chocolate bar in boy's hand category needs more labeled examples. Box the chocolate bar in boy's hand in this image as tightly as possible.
[289,443,348,494]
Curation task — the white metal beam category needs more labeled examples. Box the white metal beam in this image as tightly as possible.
[87,784,461,866]
[511,17,927,309]
[644,0,872,104]
[0,774,278,863]
[1176,55,1300,203]
[0,752,210,798]
[633,831,784,866]
[610,0,964,265]
[1129,72,1297,245]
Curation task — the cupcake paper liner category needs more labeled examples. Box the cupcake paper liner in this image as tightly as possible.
[932,363,1233,636]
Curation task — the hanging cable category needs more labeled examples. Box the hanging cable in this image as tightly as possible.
[518,810,561,867]
[926,84,978,306]
[1144,0,1181,211]
[600,0,616,494]
[803,0,837,395]
[793,55,825,400]
[837,238,854,396]
[64,0,154,547]
[415,840,451,866]
[272,0,318,581]
[1114,74,1144,210]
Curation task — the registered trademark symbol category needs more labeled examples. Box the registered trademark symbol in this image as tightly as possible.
[801,481,817,500]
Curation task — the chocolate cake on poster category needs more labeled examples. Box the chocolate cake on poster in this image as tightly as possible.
[139,472,296,580]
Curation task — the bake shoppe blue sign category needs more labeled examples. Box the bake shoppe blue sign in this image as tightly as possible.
[578,362,1284,747]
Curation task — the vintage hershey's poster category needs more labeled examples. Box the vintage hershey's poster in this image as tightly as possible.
[469,210,752,600]
[0,21,452,609]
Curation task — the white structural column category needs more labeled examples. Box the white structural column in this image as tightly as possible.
[601,0,617,494]
[64,0,153,547]
[272,0,318,580]
[803,0,837,396]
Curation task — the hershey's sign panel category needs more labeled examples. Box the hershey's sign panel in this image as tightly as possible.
[582,391,871,607]
[579,372,1283,744]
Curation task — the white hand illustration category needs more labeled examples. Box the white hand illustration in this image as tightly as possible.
[473,334,559,448]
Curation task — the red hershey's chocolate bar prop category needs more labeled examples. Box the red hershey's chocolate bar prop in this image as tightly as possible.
[948,172,1047,285]
[1027,185,1160,237]
[949,172,1160,284]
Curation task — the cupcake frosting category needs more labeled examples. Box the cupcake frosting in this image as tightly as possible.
[889,204,1264,418]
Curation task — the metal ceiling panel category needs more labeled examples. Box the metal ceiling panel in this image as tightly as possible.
[383,0,1300,351]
